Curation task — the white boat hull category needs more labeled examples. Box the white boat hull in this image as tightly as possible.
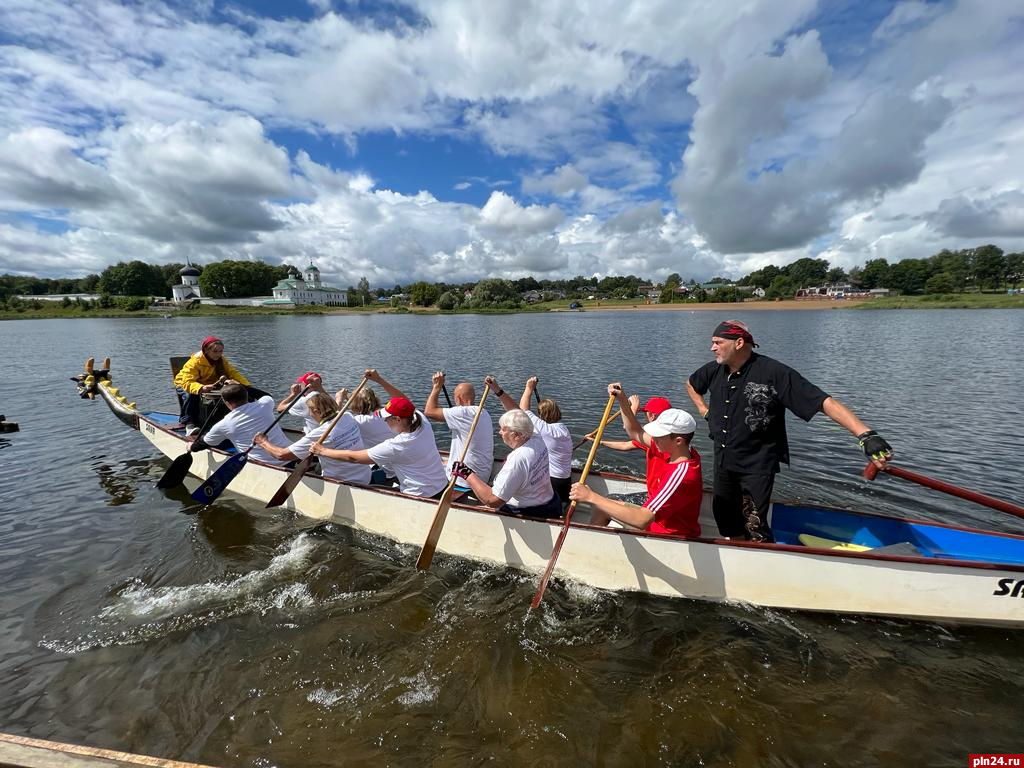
[133,409,1024,627]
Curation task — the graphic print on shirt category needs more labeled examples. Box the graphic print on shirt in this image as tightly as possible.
[743,382,777,431]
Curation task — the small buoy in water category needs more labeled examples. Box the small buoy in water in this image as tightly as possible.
[0,415,19,433]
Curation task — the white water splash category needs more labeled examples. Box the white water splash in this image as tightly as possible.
[101,535,318,622]
[396,671,438,707]
[307,687,344,708]
[308,681,370,710]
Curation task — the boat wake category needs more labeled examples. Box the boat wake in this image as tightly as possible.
[40,535,326,654]
[102,534,319,622]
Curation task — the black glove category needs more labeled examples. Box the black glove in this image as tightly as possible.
[857,430,892,461]
[450,460,473,480]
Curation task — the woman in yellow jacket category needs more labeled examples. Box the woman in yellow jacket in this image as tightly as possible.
[174,336,252,431]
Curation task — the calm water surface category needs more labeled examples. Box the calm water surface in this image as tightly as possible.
[1,309,1023,767]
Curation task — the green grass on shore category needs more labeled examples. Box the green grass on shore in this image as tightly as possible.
[0,302,547,321]
[852,292,1024,309]
[0,304,346,320]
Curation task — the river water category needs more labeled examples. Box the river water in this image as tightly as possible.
[1,309,1022,767]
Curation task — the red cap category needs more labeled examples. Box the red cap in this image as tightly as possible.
[201,335,222,350]
[638,396,672,416]
[296,372,321,384]
[384,397,415,419]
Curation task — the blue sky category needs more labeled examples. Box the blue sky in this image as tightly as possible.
[0,0,1022,288]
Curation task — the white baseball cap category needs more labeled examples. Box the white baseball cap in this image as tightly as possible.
[642,408,697,437]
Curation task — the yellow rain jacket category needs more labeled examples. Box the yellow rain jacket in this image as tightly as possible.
[174,351,250,395]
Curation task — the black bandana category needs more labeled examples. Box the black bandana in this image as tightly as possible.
[713,322,758,347]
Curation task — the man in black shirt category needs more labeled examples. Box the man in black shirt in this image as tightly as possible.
[687,320,892,542]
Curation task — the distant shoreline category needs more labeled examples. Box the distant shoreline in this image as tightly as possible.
[524,298,868,312]
[3,294,1021,321]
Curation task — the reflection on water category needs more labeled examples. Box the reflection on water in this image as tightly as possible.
[0,311,1022,766]
[195,504,258,560]
[92,457,153,506]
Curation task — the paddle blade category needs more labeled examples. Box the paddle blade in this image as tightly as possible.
[156,452,193,489]
[190,453,247,503]
[265,455,314,508]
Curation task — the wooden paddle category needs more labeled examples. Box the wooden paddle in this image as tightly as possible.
[265,376,370,508]
[530,392,618,610]
[190,384,313,504]
[572,408,622,451]
[442,381,453,408]
[533,383,542,406]
[416,382,492,570]
[863,462,1024,520]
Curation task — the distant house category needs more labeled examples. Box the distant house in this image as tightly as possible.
[521,289,565,303]
[265,262,348,307]
[701,282,732,294]
[797,283,880,300]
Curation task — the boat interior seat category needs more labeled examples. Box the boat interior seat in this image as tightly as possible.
[869,541,924,556]
[798,533,923,557]
[798,533,872,552]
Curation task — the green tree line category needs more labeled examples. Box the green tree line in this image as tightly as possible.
[4,244,1021,309]
[738,245,1023,298]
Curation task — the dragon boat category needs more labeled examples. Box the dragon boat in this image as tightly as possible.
[72,358,1024,627]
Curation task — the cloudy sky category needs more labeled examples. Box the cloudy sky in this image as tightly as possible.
[1,0,1022,288]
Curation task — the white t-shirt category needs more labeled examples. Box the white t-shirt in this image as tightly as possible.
[287,413,370,485]
[203,395,289,466]
[526,411,573,479]
[351,411,395,449]
[443,405,494,481]
[366,411,448,497]
[491,435,555,508]
[288,391,320,434]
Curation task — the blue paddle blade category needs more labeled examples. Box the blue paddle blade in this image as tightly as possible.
[190,452,248,503]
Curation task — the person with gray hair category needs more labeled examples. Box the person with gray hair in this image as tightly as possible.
[450,409,561,519]
[485,375,573,503]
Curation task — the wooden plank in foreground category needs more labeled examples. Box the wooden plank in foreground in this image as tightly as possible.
[0,733,218,768]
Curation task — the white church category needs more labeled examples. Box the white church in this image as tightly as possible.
[171,261,203,302]
[266,262,348,307]
[170,259,347,307]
